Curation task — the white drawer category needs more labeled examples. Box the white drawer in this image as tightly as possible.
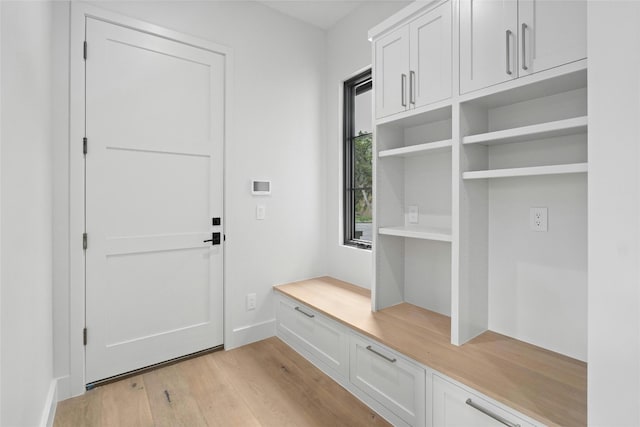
[276,295,349,378]
[433,375,538,427]
[350,333,426,427]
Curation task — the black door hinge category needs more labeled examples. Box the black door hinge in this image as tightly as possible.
[83,233,88,250]
[83,137,87,155]
[83,41,87,60]
[83,328,87,346]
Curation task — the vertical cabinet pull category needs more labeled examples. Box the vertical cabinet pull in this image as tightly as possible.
[465,399,520,427]
[401,74,407,107]
[505,30,512,75]
[521,23,528,70]
[366,345,397,363]
[409,71,416,105]
[294,306,315,318]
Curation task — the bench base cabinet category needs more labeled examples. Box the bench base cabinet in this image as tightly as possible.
[433,375,537,427]
[350,334,426,427]
[275,296,349,378]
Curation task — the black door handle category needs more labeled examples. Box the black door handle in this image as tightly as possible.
[203,232,221,245]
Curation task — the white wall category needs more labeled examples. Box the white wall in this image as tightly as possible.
[588,2,640,425]
[53,0,328,397]
[1,1,56,425]
[325,1,409,288]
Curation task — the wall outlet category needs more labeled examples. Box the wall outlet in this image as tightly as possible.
[246,293,257,311]
[530,207,548,232]
[408,205,419,224]
[256,204,266,220]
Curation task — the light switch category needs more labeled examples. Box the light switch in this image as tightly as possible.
[408,205,419,224]
[256,204,266,220]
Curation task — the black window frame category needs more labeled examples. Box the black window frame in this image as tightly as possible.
[343,69,373,250]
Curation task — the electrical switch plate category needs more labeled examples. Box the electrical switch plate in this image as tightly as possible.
[530,207,548,232]
[247,293,256,311]
[256,205,266,220]
[408,205,419,224]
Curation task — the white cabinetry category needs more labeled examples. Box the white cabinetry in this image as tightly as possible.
[433,375,537,427]
[350,334,426,427]
[375,26,409,118]
[275,295,349,378]
[460,0,586,94]
[374,1,451,119]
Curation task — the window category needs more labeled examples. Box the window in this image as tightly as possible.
[343,69,373,249]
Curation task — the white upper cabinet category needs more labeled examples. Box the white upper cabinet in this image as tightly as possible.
[460,0,518,94]
[518,0,586,76]
[460,0,586,94]
[374,1,452,119]
[375,26,410,118]
[410,1,452,108]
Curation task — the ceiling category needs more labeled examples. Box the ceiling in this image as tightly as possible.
[259,1,367,30]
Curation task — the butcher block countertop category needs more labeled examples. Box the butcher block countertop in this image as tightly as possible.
[274,276,587,427]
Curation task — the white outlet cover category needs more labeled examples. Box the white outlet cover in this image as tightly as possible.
[408,205,419,224]
[530,207,548,232]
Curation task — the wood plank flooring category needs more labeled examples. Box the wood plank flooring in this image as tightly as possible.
[54,337,389,427]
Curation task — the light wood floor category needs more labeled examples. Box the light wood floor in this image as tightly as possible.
[54,337,390,427]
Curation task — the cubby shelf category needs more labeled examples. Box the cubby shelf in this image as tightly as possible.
[462,162,588,180]
[378,225,452,242]
[378,139,453,158]
[463,116,588,146]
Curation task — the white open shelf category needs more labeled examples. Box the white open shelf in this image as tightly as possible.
[463,116,588,146]
[379,139,453,158]
[378,225,452,242]
[463,163,588,180]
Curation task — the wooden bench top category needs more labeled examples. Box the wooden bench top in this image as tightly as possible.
[274,276,587,427]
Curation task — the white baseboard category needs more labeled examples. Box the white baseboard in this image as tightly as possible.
[228,318,275,349]
[39,378,58,427]
[55,375,71,401]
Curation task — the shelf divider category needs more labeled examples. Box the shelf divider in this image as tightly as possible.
[462,163,588,180]
[463,116,587,146]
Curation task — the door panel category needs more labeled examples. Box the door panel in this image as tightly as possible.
[375,26,409,118]
[410,0,452,107]
[85,18,224,383]
[519,0,586,76]
[460,0,518,94]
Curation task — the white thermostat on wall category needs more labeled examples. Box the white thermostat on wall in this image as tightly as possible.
[251,179,271,195]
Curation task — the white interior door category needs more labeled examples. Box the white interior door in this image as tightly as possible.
[84,18,225,383]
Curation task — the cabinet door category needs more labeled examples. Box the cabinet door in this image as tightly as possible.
[518,0,586,76]
[409,1,452,108]
[460,0,518,94]
[350,334,425,427]
[276,296,349,377]
[433,375,536,427]
[375,25,409,118]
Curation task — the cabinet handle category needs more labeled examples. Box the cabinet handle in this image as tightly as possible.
[401,73,407,107]
[294,306,315,318]
[465,399,520,427]
[366,345,397,363]
[409,70,416,105]
[521,23,528,70]
[505,30,512,75]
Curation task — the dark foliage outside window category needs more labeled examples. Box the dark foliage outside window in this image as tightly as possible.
[344,70,373,249]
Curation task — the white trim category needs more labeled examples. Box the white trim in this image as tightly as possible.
[229,319,276,350]
[69,2,233,396]
[39,379,58,427]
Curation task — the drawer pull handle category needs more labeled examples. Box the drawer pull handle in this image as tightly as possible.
[294,306,315,318]
[366,345,397,363]
[465,399,520,427]
[505,29,512,75]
